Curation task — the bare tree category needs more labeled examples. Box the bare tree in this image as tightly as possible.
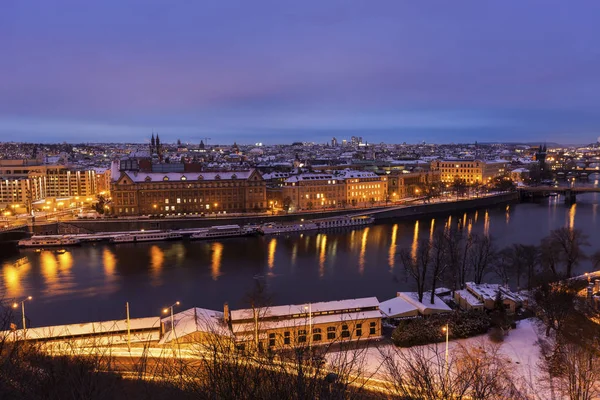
[539,236,562,279]
[548,227,589,278]
[468,233,496,284]
[399,238,431,303]
[430,230,449,304]
[444,228,473,291]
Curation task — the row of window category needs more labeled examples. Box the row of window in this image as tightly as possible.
[268,322,377,346]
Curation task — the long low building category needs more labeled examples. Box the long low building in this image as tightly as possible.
[226,297,382,351]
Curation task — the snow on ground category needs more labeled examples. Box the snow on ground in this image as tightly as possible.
[327,318,546,394]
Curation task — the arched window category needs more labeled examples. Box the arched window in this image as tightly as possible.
[163,176,169,181]
[181,175,187,181]
[145,176,152,182]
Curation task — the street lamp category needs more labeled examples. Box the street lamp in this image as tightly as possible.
[442,324,449,374]
[163,301,180,336]
[13,296,33,339]
[304,304,312,348]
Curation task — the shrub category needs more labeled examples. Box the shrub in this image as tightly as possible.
[391,310,491,347]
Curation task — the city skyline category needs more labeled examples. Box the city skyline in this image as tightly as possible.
[2,1,600,144]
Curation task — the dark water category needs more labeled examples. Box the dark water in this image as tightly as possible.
[1,192,599,327]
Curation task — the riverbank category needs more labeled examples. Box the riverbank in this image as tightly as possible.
[22,192,518,236]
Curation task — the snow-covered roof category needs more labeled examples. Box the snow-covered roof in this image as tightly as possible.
[379,296,419,318]
[159,307,229,344]
[284,173,342,183]
[4,317,160,341]
[455,289,484,307]
[396,292,452,315]
[123,169,257,182]
[465,282,524,304]
[230,297,379,321]
[232,310,382,335]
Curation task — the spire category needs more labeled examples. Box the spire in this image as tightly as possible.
[151,133,155,153]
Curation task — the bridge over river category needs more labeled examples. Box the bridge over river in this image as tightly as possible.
[517,186,600,204]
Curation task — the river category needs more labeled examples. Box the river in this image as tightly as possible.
[1,191,599,327]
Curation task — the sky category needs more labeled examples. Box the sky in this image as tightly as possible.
[1,1,600,145]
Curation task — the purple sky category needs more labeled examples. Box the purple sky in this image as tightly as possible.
[1,0,600,144]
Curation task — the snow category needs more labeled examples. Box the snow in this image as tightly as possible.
[231,310,382,335]
[455,289,484,307]
[230,297,380,321]
[159,307,228,344]
[124,169,256,182]
[327,318,545,396]
[379,296,419,318]
[396,292,452,315]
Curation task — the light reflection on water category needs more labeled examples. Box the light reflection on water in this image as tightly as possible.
[2,194,599,327]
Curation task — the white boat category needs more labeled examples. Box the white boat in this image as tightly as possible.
[190,225,253,240]
[18,237,81,248]
[259,222,319,235]
[111,232,182,243]
[316,216,374,229]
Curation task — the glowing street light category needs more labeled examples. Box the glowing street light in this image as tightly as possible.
[163,301,181,336]
[13,296,33,339]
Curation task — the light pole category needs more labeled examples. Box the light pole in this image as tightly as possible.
[442,323,449,379]
[304,303,312,349]
[163,301,180,337]
[13,296,33,339]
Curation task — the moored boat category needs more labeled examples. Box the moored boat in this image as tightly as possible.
[190,225,255,240]
[18,237,82,248]
[110,232,182,243]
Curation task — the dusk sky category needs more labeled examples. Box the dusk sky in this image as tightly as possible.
[1,1,600,145]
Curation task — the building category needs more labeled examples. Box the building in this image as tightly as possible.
[341,170,388,206]
[110,169,266,216]
[430,159,507,184]
[387,170,440,200]
[454,282,524,314]
[226,298,382,351]
[395,292,452,316]
[0,160,97,211]
[282,173,346,210]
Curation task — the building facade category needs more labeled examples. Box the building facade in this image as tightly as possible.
[431,159,507,184]
[387,170,440,200]
[227,298,382,351]
[110,169,266,215]
[281,170,388,211]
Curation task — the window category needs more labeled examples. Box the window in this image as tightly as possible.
[298,329,307,343]
[313,328,322,342]
[341,325,350,338]
[284,331,291,345]
[269,333,275,347]
[370,321,376,335]
[327,327,336,340]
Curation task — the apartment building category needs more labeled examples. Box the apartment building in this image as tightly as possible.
[430,159,507,184]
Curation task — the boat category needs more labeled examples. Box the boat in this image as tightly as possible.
[548,192,559,197]
[110,232,182,243]
[190,225,254,240]
[316,216,374,229]
[259,222,319,235]
[18,237,81,248]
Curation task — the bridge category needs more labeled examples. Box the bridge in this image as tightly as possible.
[517,186,600,204]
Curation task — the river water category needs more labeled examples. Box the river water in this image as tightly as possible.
[1,190,599,327]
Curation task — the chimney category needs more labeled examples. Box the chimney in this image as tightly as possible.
[595,279,599,294]
[223,302,230,323]
[587,284,593,301]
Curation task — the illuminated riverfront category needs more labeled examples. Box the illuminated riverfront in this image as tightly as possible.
[1,193,599,327]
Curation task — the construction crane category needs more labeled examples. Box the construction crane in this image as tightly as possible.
[203,137,212,145]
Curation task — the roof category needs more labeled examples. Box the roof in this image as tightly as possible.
[159,307,229,344]
[465,282,524,304]
[396,292,452,314]
[455,289,484,307]
[230,297,379,322]
[123,169,258,183]
[379,296,419,318]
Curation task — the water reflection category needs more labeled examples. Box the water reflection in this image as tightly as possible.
[103,248,116,279]
[267,238,277,269]
[57,252,73,271]
[319,234,327,278]
[483,211,490,236]
[211,242,223,281]
[474,210,479,223]
[41,251,58,286]
[568,203,577,230]
[150,245,164,285]
[358,228,369,275]
[388,224,398,270]
[505,205,510,225]
[429,219,435,242]
[411,221,419,261]
[3,259,31,298]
